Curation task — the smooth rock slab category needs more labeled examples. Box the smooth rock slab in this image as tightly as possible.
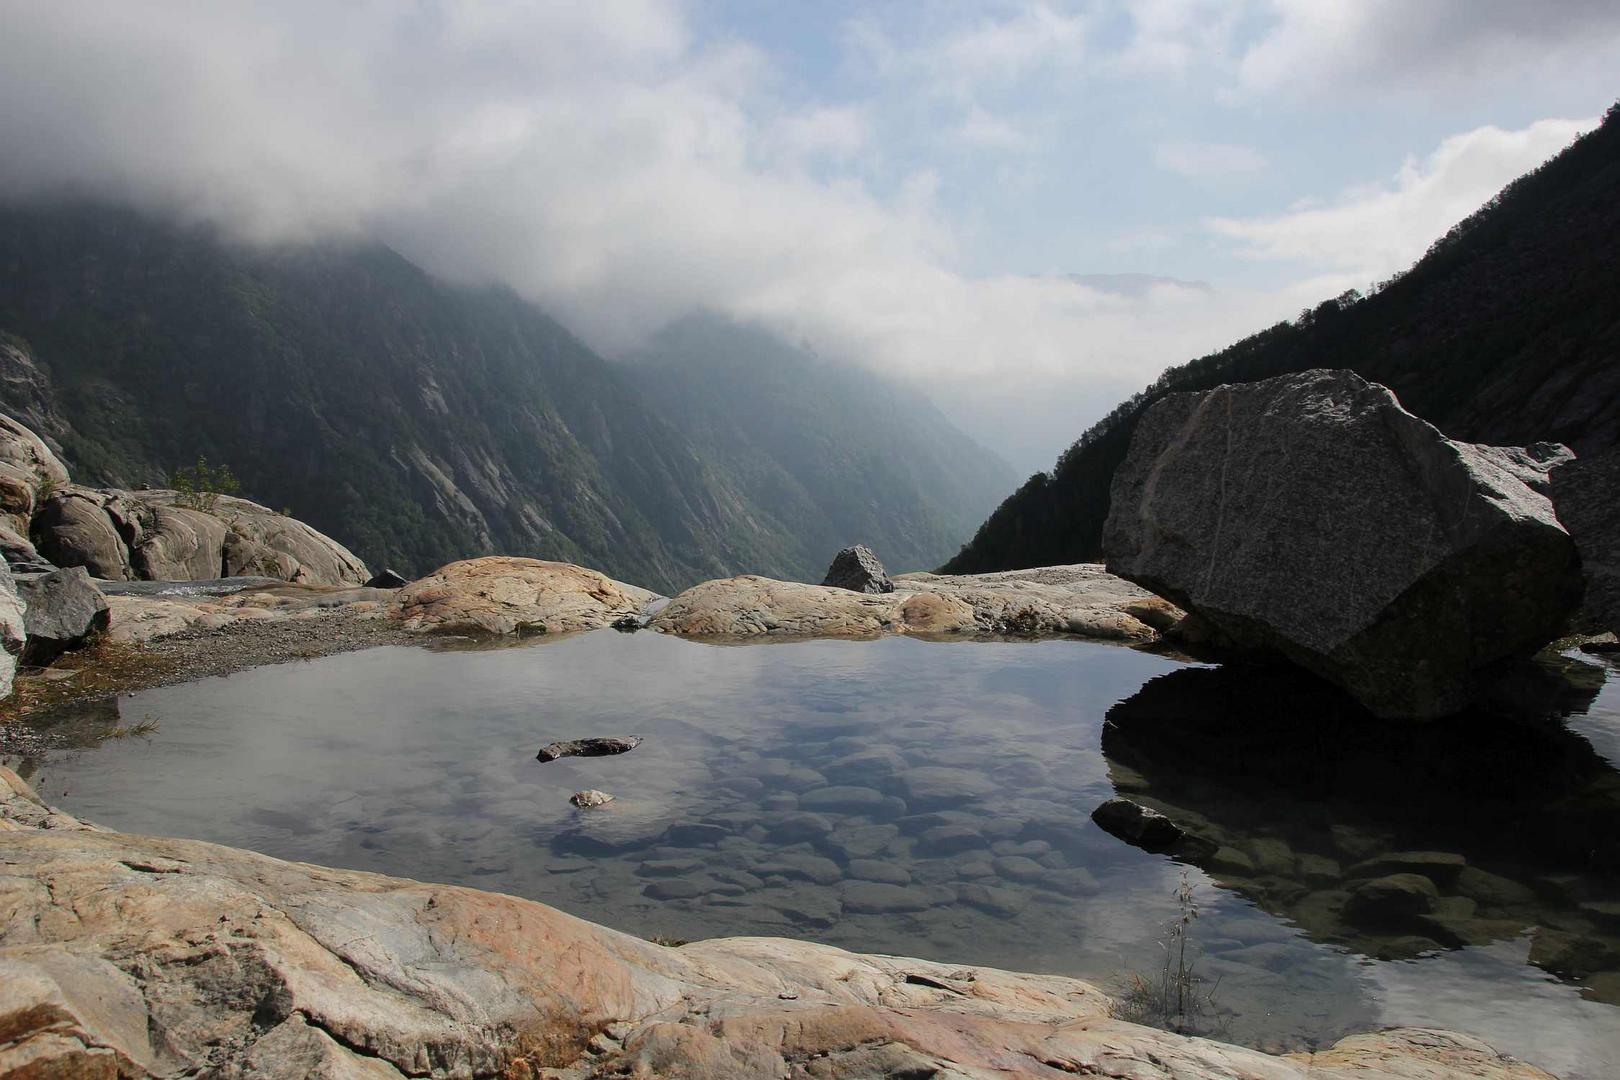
[391,556,658,635]
[1104,368,1582,718]
[0,768,1556,1080]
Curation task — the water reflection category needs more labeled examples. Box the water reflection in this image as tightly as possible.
[1101,658,1620,1003]
[6,632,1619,1076]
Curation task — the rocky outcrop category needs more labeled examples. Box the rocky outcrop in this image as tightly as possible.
[0,767,1555,1079]
[15,566,109,665]
[650,565,1181,642]
[1103,369,1582,718]
[1551,449,1620,634]
[821,544,894,593]
[388,557,659,636]
[104,582,393,644]
[0,409,69,571]
[33,486,370,586]
[0,565,24,699]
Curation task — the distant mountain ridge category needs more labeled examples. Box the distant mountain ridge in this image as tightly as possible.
[945,103,1620,575]
[0,202,1010,591]
[626,313,1015,579]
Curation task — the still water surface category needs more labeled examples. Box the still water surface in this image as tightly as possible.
[9,632,1620,1077]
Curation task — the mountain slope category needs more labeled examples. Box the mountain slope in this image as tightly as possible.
[945,103,1620,574]
[625,313,1016,576]
[0,205,782,590]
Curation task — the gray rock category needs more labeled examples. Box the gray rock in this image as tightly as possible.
[847,859,911,885]
[826,823,899,860]
[799,785,887,813]
[895,766,996,809]
[991,856,1046,883]
[661,822,730,847]
[917,824,986,855]
[16,567,109,666]
[1091,797,1183,852]
[1550,449,1620,634]
[0,564,25,698]
[820,544,894,593]
[569,789,615,809]
[1342,874,1441,925]
[839,881,945,913]
[756,854,842,885]
[536,735,642,762]
[957,882,1028,917]
[364,568,410,589]
[764,812,834,843]
[1104,369,1582,718]
[34,486,369,586]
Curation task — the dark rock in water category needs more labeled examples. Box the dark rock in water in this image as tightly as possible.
[1550,449,1620,635]
[1091,797,1183,852]
[17,566,109,666]
[610,614,641,632]
[364,568,410,589]
[536,735,642,762]
[820,544,893,594]
[1580,634,1620,655]
[1342,874,1440,926]
[1104,369,1582,718]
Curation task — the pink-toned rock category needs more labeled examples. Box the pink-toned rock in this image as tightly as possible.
[389,557,659,635]
[0,767,1555,1080]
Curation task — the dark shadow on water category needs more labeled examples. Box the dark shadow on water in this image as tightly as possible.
[1101,655,1620,1002]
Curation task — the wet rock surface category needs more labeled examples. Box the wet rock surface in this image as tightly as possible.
[1552,449,1620,634]
[1104,369,1583,717]
[537,735,643,763]
[1099,658,1620,991]
[0,766,1556,1079]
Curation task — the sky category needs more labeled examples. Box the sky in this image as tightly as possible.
[1,2,1617,473]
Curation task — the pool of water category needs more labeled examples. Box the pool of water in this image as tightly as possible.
[8,631,1620,1076]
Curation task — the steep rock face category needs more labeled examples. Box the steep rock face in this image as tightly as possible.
[1551,449,1620,634]
[0,767,1556,1079]
[1104,370,1582,718]
[0,408,69,567]
[388,557,658,635]
[34,487,369,585]
[0,565,24,699]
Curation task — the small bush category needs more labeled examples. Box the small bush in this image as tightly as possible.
[171,456,240,513]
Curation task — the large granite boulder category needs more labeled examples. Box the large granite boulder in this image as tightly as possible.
[34,487,369,586]
[0,766,1556,1079]
[0,564,25,699]
[1550,449,1620,634]
[1104,369,1582,718]
[389,557,659,635]
[821,544,894,593]
[0,411,70,571]
[16,566,109,666]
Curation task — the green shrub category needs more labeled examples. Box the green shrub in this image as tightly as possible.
[171,456,240,513]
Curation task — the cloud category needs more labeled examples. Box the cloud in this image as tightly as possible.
[0,2,1604,475]
[951,107,1034,151]
[1207,117,1596,278]
[1238,0,1620,96]
[1154,140,1267,178]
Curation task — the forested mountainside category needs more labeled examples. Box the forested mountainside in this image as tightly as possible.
[625,314,1015,580]
[0,203,1007,591]
[945,103,1620,574]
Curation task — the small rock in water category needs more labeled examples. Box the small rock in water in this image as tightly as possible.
[1091,797,1184,852]
[820,544,894,594]
[537,735,643,762]
[570,789,615,809]
[610,614,641,632]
